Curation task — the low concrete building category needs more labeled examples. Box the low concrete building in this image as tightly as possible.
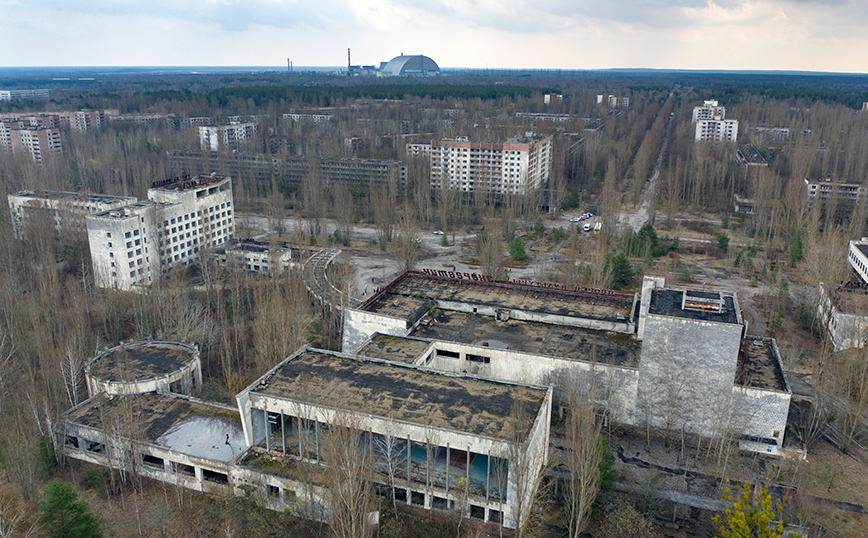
[62,344,551,529]
[85,341,202,397]
[818,281,868,352]
[236,347,552,528]
[220,239,309,275]
[343,271,792,456]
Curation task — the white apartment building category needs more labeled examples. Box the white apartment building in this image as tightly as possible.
[199,122,257,151]
[282,113,334,123]
[849,238,868,284]
[429,134,553,196]
[692,100,738,143]
[0,122,63,163]
[695,119,739,143]
[405,143,433,157]
[87,174,234,291]
[8,190,137,238]
[692,100,727,122]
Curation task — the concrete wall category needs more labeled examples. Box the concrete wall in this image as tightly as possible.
[435,299,631,333]
[342,308,409,354]
[426,340,639,424]
[637,315,743,437]
[732,385,791,456]
[818,282,868,352]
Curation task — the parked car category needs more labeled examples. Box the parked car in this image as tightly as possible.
[583,223,592,232]
[433,230,444,235]
[569,217,580,222]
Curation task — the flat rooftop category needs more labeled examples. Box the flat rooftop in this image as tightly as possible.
[414,312,640,367]
[88,342,197,383]
[736,337,788,392]
[67,392,244,462]
[11,190,136,203]
[363,272,634,324]
[648,288,739,324]
[830,282,868,314]
[150,174,228,193]
[252,349,546,442]
[357,334,432,364]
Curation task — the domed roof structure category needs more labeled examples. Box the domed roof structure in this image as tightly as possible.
[381,54,441,77]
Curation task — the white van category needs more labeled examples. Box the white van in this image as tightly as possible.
[583,223,592,232]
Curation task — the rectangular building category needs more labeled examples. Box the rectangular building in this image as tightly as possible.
[199,122,258,151]
[86,174,234,291]
[237,347,552,528]
[169,150,407,195]
[849,238,868,284]
[343,272,793,456]
[0,122,63,163]
[429,134,553,196]
[817,281,868,352]
[804,178,868,222]
[695,119,738,143]
[8,190,137,238]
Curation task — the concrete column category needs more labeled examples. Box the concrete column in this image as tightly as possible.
[280,413,286,455]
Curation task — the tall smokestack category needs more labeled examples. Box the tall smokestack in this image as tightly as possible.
[347,48,351,76]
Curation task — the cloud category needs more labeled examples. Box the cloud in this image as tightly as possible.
[6,0,357,31]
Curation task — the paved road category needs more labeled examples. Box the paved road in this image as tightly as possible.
[618,93,675,232]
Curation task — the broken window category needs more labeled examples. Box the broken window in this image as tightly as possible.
[65,436,79,449]
[142,454,164,469]
[85,440,104,454]
[469,505,485,520]
[172,462,195,477]
[202,469,228,484]
[466,354,490,364]
[268,485,280,497]
[437,349,459,359]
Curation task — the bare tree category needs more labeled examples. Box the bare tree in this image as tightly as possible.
[563,392,605,538]
[373,418,402,518]
[59,345,84,407]
[323,411,376,538]
[391,207,421,272]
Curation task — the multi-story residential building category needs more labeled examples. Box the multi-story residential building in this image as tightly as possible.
[199,122,258,152]
[692,100,738,143]
[849,238,868,284]
[695,119,738,143]
[405,143,433,157]
[86,174,234,291]
[429,134,553,196]
[8,190,137,238]
[169,151,408,195]
[692,100,727,122]
[596,95,629,108]
[0,122,63,163]
[62,110,107,131]
[283,113,334,123]
[803,178,868,222]
[0,89,50,100]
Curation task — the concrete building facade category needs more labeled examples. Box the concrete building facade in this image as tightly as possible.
[86,341,202,397]
[429,134,553,196]
[342,271,793,456]
[62,343,551,529]
[849,238,868,284]
[692,100,738,143]
[8,190,137,238]
[818,281,868,352]
[199,122,258,151]
[86,174,234,291]
[0,122,63,163]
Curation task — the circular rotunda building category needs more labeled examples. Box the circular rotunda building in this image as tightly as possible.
[85,341,202,397]
[381,54,441,77]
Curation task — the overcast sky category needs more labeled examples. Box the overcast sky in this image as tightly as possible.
[1,0,866,72]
